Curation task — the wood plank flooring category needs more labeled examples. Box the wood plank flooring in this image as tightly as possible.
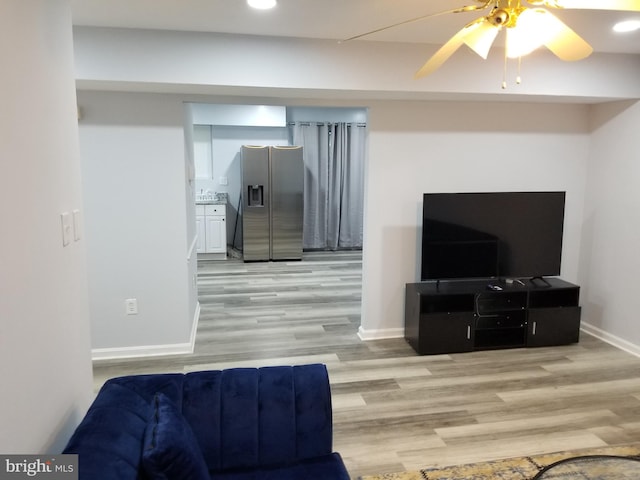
[93,251,640,479]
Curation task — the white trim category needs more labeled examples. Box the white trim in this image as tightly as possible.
[92,302,201,361]
[92,342,193,361]
[190,301,201,348]
[580,322,640,358]
[198,252,227,260]
[357,326,404,341]
[187,234,198,262]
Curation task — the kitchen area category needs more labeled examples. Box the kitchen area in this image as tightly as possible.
[190,103,367,262]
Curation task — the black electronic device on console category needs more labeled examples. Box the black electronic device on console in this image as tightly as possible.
[421,191,566,282]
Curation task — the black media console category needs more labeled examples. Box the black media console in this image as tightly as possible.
[404,278,581,355]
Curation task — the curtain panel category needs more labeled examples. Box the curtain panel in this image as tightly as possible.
[292,122,366,250]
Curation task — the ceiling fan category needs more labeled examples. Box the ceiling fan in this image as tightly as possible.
[345,0,640,83]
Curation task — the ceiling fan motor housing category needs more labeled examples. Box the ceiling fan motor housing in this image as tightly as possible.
[490,8,511,25]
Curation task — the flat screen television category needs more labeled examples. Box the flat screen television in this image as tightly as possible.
[421,191,566,281]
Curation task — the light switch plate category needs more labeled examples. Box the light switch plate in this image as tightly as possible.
[60,212,72,247]
[219,176,228,186]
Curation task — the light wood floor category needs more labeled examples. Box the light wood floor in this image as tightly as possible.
[93,251,640,479]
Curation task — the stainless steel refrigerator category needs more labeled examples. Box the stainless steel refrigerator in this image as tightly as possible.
[241,145,304,261]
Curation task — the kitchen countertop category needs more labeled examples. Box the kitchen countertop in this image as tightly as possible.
[196,192,228,205]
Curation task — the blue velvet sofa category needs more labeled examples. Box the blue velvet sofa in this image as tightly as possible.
[63,364,350,480]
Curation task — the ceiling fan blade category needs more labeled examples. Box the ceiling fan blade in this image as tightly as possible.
[507,8,591,59]
[415,19,487,78]
[341,1,492,42]
[530,0,640,11]
[538,10,594,60]
[462,19,501,59]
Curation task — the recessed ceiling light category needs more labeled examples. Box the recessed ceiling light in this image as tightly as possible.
[613,20,640,33]
[247,0,277,10]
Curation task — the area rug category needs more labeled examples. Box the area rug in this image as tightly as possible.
[359,444,640,480]
[533,454,640,479]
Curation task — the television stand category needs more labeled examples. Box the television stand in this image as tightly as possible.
[530,276,552,288]
[404,278,581,355]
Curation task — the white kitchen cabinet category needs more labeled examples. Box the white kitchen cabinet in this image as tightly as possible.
[196,204,227,258]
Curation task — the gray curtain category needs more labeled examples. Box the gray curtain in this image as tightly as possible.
[292,122,366,250]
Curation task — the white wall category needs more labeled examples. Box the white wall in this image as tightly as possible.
[183,106,200,348]
[192,103,286,127]
[73,27,640,102]
[0,0,93,452]
[579,100,640,351]
[360,100,590,338]
[287,106,368,124]
[77,91,197,358]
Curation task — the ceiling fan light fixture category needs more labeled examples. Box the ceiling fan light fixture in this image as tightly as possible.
[506,8,562,58]
[247,0,277,10]
[463,21,501,58]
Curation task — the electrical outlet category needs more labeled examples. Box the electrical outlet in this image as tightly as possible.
[125,298,138,315]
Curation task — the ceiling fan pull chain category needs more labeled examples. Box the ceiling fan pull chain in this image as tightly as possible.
[516,56,522,84]
[502,34,508,89]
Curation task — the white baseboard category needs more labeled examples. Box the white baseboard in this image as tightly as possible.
[198,252,227,260]
[92,302,201,361]
[581,322,640,358]
[357,326,404,341]
[92,343,193,361]
[187,235,198,262]
[190,301,201,348]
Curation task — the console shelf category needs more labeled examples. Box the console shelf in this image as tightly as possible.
[404,278,581,355]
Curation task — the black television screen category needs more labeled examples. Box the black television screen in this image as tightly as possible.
[421,191,566,281]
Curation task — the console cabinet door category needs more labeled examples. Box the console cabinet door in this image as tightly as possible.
[527,307,581,347]
[418,313,475,354]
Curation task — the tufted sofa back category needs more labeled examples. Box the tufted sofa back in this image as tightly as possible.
[182,365,333,471]
[63,364,334,479]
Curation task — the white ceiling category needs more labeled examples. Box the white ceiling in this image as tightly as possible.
[71,0,640,55]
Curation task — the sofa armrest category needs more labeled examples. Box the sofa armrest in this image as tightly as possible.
[62,382,152,480]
